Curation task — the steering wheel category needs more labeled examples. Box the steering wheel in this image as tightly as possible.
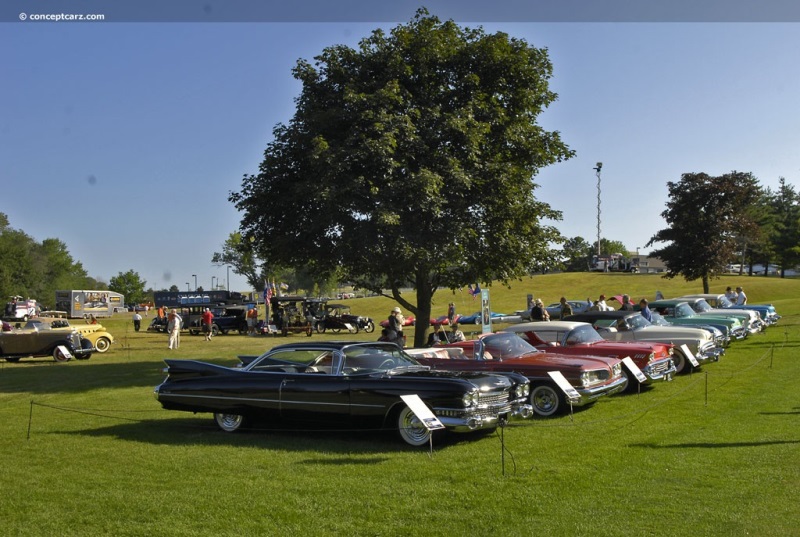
[379,359,395,369]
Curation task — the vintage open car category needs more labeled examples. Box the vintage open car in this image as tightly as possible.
[269,296,313,337]
[154,341,533,446]
[24,317,115,353]
[314,303,375,334]
[1,319,94,362]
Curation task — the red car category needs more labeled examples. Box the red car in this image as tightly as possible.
[502,321,677,388]
[413,332,627,417]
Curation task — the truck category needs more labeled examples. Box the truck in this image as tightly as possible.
[3,296,40,321]
[55,290,125,319]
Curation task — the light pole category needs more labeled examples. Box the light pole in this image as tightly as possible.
[594,162,603,258]
[192,274,197,291]
[226,266,230,291]
[212,276,217,290]
[185,282,190,292]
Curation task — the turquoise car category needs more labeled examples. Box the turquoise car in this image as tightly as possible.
[649,299,747,340]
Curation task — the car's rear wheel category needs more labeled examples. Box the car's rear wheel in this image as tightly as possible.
[396,405,431,447]
[211,324,220,337]
[214,413,248,432]
[530,384,563,417]
[364,321,375,333]
[53,347,70,362]
[94,336,111,353]
[348,324,358,334]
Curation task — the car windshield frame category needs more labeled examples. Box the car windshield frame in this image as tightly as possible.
[565,324,605,345]
[482,332,541,359]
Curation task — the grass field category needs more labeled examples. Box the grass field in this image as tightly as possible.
[1,274,798,536]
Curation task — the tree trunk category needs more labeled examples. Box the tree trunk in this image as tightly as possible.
[702,273,710,294]
[412,274,434,348]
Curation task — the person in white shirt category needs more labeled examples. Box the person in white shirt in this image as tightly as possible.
[598,294,613,311]
[735,286,747,305]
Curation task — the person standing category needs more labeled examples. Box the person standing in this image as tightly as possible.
[736,286,747,305]
[558,297,573,319]
[447,302,456,325]
[639,298,653,322]
[619,294,635,311]
[450,323,465,342]
[167,309,182,349]
[387,307,404,346]
[598,294,612,311]
[201,308,214,341]
[247,306,259,336]
[725,287,737,301]
[132,311,142,332]
[530,299,549,322]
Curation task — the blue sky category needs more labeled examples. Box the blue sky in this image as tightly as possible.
[2,1,800,294]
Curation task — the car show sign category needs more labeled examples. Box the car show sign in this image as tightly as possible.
[678,344,700,367]
[481,288,492,335]
[621,356,647,384]
[400,394,445,431]
[55,345,73,361]
[547,371,581,403]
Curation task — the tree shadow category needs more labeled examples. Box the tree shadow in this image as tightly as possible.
[629,439,799,449]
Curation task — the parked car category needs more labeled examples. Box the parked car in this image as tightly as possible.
[544,300,592,319]
[648,299,746,340]
[565,310,723,374]
[0,319,94,362]
[456,311,508,325]
[187,305,248,336]
[676,296,762,334]
[24,317,115,353]
[680,293,780,326]
[154,341,533,447]
[269,296,313,337]
[649,312,728,349]
[416,332,628,417]
[501,321,676,388]
[315,303,375,334]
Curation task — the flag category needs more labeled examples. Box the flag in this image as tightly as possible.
[264,281,273,302]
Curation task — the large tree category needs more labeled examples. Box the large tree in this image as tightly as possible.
[109,270,148,306]
[229,10,573,345]
[647,171,761,292]
[769,177,800,277]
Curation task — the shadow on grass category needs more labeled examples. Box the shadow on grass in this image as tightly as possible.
[629,440,800,449]
[54,415,485,455]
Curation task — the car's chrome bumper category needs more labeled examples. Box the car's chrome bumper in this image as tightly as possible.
[575,375,628,405]
[642,358,677,383]
[731,326,748,340]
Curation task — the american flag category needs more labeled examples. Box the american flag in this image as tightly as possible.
[264,281,273,302]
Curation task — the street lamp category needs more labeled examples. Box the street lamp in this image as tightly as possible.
[185,282,190,292]
[594,162,603,258]
[192,274,197,291]
[226,266,230,291]
[212,276,217,290]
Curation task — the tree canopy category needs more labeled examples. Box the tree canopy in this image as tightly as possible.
[647,171,761,292]
[229,10,573,345]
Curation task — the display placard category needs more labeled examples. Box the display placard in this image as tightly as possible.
[400,394,445,431]
[679,344,700,367]
[547,371,581,403]
[55,345,73,360]
[621,356,647,384]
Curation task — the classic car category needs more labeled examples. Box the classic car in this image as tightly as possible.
[501,321,676,388]
[269,296,313,337]
[185,305,248,336]
[417,332,628,417]
[544,300,593,319]
[676,296,762,334]
[565,311,723,374]
[680,293,780,326]
[0,319,94,362]
[456,311,509,325]
[648,299,747,340]
[649,312,728,349]
[315,304,374,334]
[24,317,115,353]
[154,341,533,447]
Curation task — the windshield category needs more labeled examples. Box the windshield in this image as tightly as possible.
[341,343,424,372]
[565,324,605,344]
[718,296,735,307]
[673,303,696,318]
[627,314,652,329]
[693,299,713,312]
[483,333,540,359]
[649,312,671,326]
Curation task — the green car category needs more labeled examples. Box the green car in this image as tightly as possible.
[648,299,747,341]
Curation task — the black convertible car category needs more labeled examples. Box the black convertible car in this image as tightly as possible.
[154,341,533,446]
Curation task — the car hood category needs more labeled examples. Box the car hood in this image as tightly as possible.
[497,351,616,371]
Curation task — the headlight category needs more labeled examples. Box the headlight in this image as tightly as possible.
[612,363,622,377]
[581,370,602,387]
[462,391,477,407]
[647,352,655,363]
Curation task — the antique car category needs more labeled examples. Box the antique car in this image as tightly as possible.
[456,311,509,325]
[676,296,762,334]
[416,332,628,417]
[269,296,313,337]
[649,311,728,349]
[565,311,723,374]
[501,321,676,388]
[544,300,592,319]
[186,305,248,336]
[154,341,533,447]
[648,299,747,340]
[24,317,115,353]
[315,303,375,334]
[681,293,780,326]
[0,319,94,362]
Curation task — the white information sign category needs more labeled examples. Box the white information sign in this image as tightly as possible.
[546,371,581,403]
[621,356,647,384]
[55,345,73,360]
[400,394,445,431]
[678,344,700,367]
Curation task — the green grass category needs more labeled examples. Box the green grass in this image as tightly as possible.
[1,274,798,536]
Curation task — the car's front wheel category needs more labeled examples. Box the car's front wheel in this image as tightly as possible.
[672,351,688,374]
[530,384,563,417]
[396,405,431,446]
[53,346,70,362]
[214,413,248,432]
[94,336,111,353]
[363,320,375,333]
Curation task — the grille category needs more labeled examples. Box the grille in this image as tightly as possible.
[475,390,512,418]
[647,359,673,376]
